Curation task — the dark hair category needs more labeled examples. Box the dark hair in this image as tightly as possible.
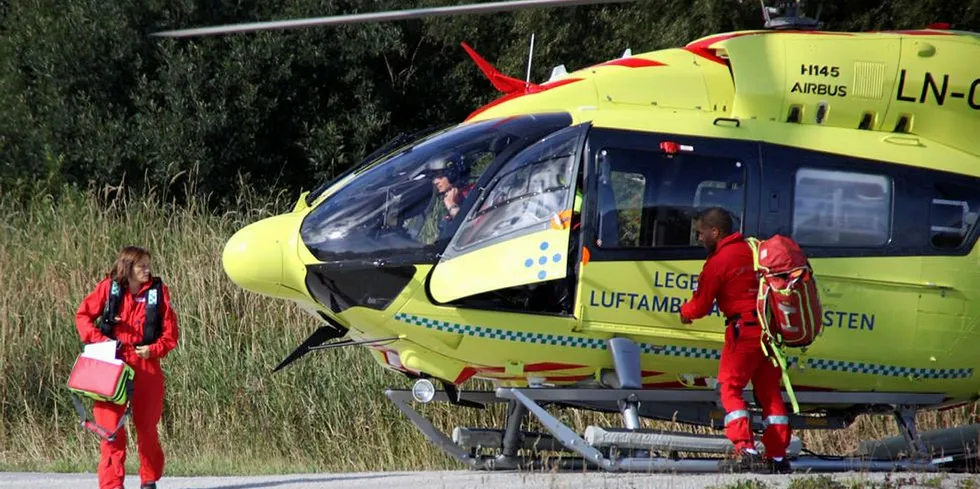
[109,246,151,289]
[696,207,733,236]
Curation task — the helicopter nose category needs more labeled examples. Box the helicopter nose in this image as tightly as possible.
[222,216,289,297]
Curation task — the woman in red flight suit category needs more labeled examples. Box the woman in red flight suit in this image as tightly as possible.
[75,246,179,489]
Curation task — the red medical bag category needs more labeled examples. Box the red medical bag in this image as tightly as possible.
[66,354,134,441]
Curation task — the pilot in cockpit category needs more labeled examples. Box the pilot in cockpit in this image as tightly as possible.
[427,152,475,226]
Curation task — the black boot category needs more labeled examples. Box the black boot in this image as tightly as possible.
[767,457,793,474]
[718,451,766,473]
[140,483,157,489]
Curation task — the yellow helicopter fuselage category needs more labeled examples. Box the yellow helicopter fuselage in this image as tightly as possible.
[223,28,980,408]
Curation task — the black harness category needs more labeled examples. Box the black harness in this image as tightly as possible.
[725,310,759,327]
[725,310,759,341]
[98,277,164,346]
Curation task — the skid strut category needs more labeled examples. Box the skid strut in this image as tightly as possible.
[608,338,643,430]
[894,404,930,460]
[487,400,529,470]
[385,389,593,471]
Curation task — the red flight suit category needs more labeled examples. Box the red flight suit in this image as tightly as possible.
[76,276,179,489]
[679,232,791,459]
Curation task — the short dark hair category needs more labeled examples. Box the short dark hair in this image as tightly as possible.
[696,207,733,236]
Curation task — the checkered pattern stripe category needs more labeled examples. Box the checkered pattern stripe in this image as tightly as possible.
[395,313,721,357]
[393,313,607,349]
[392,313,973,380]
[805,358,972,379]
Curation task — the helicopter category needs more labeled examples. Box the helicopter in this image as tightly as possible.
[156,0,980,473]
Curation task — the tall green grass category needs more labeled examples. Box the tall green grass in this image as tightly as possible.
[0,186,976,475]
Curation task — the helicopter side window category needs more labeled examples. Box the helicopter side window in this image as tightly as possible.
[929,182,980,250]
[595,148,745,248]
[451,128,580,250]
[792,168,892,247]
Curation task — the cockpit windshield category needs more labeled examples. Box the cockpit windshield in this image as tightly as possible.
[300,113,573,262]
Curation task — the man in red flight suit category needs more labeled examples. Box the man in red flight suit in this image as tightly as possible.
[76,247,180,489]
[679,207,791,474]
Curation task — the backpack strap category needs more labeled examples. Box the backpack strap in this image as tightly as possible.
[70,379,133,442]
[762,339,800,414]
[745,237,761,272]
[140,277,164,346]
[98,281,123,339]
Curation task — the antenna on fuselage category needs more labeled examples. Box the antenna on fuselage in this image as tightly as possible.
[759,0,772,24]
[525,33,536,87]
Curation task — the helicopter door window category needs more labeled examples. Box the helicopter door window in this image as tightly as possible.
[792,168,892,247]
[595,147,746,249]
[597,166,645,248]
[452,127,581,251]
[930,182,980,250]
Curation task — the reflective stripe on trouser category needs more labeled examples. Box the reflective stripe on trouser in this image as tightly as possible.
[725,410,749,426]
[761,414,791,458]
[763,415,789,428]
[718,323,792,458]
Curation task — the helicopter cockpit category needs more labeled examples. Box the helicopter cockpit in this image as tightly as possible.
[299,113,574,263]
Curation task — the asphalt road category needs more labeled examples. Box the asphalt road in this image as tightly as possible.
[2,471,978,489]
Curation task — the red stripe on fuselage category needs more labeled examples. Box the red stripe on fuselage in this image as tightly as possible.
[465,78,584,121]
[882,29,959,36]
[591,58,666,69]
[683,30,854,65]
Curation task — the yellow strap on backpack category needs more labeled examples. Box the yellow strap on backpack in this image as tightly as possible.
[763,336,801,414]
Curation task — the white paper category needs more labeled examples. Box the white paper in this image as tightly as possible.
[81,340,122,365]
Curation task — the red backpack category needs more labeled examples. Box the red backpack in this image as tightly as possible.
[747,235,823,348]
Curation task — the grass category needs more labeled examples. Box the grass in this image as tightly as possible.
[709,480,773,489]
[788,476,847,489]
[1,185,978,476]
[959,478,979,489]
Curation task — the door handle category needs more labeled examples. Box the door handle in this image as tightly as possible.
[882,136,922,147]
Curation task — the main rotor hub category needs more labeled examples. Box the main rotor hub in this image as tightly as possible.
[761,0,822,31]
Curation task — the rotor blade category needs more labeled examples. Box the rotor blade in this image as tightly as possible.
[152,0,638,38]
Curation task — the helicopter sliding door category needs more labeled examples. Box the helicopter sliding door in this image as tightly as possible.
[428,123,589,303]
[574,128,761,342]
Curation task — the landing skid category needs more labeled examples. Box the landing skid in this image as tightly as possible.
[385,386,975,473]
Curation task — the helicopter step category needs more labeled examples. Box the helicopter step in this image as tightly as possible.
[583,426,803,458]
[451,427,563,452]
[448,425,808,458]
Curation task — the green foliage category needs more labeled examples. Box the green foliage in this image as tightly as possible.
[708,479,772,489]
[790,474,957,489]
[841,474,953,489]
[789,475,848,489]
[958,477,979,489]
[2,1,978,207]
